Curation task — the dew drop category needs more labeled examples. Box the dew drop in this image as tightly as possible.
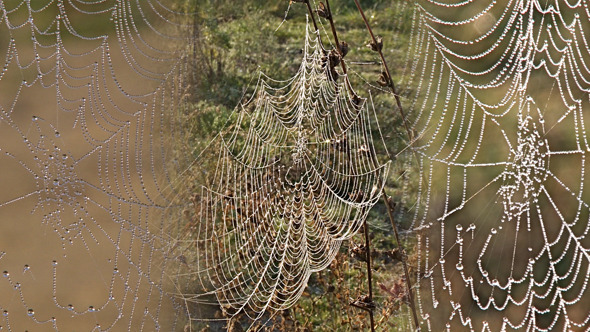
[88,306,95,312]
[67,304,74,311]
[52,260,58,266]
[2,271,8,278]
[55,132,60,138]
[27,309,34,316]
[490,228,497,235]
[456,224,463,231]
[456,263,464,271]
[32,116,38,121]
[2,310,7,316]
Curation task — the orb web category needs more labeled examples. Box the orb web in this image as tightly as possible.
[401,0,590,330]
[0,1,192,330]
[178,23,390,328]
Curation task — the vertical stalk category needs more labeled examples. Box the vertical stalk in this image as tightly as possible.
[302,0,328,53]
[352,0,429,191]
[323,0,348,75]
[321,0,359,101]
[353,7,425,328]
[351,0,413,144]
[382,189,420,330]
[320,2,373,330]
[304,0,319,33]
[296,3,392,331]
[362,219,376,332]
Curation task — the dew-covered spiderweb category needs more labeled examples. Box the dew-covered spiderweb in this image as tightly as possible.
[0,1,192,330]
[402,0,590,330]
[2,0,589,330]
[177,22,390,328]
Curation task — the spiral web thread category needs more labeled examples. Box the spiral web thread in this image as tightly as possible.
[181,23,390,326]
[402,0,590,330]
[0,1,192,330]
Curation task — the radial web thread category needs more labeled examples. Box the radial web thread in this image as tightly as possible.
[403,0,590,330]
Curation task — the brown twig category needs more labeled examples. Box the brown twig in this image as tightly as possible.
[351,0,413,145]
[362,218,376,332]
[293,3,409,331]
[303,0,319,33]
[382,189,420,330]
[354,9,425,328]
[315,0,359,95]
[312,2,374,330]
[323,0,349,75]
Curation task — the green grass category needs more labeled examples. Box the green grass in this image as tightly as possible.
[181,1,420,330]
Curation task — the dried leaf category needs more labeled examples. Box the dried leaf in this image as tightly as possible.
[377,71,391,87]
[316,2,331,19]
[339,41,349,57]
[368,36,383,52]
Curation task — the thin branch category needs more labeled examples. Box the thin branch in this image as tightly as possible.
[353,9,427,327]
[319,0,360,102]
[303,0,319,33]
[362,219,377,332]
[382,189,420,330]
[352,0,413,144]
[323,0,347,74]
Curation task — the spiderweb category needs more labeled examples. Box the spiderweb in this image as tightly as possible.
[3,0,589,330]
[0,1,191,330]
[402,0,590,330]
[179,23,389,327]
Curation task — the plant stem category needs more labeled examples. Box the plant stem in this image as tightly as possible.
[382,189,420,330]
[362,218,376,332]
[323,0,348,75]
[353,10,425,329]
[316,2,374,330]
[351,0,430,192]
[351,0,413,144]
[304,0,319,33]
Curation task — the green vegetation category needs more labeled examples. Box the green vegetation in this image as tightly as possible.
[180,1,420,330]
